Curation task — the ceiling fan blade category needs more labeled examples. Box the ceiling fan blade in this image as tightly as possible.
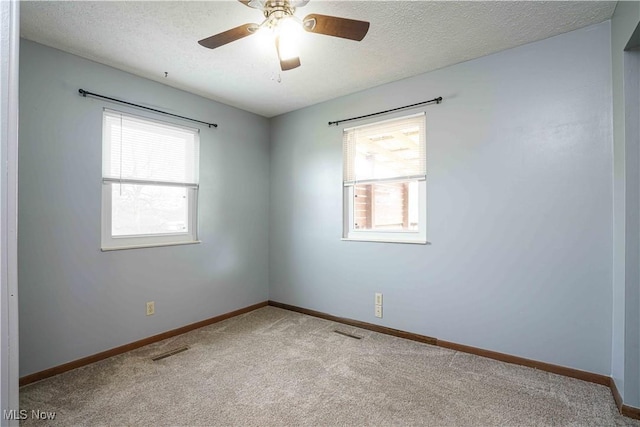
[238,0,257,8]
[303,14,370,41]
[198,24,258,49]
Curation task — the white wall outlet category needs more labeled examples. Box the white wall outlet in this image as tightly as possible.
[375,293,383,306]
[146,301,155,316]
[375,304,383,318]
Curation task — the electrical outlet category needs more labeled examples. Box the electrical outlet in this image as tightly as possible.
[375,304,383,318]
[375,292,383,306]
[146,301,155,316]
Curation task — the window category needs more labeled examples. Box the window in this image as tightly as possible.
[101,109,200,250]
[343,113,426,244]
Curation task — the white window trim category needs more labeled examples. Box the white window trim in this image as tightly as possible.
[342,112,428,244]
[100,109,200,251]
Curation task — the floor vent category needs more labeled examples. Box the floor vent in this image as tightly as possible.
[334,330,363,340]
[151,346,189,361]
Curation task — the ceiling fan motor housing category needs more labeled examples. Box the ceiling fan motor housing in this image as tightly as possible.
[262,0,296,19]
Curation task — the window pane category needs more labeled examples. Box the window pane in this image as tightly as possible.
[111,184,188,236]
[354,181,419,231]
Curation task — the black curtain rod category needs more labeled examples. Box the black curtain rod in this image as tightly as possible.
[328,96,443,127]
[78,89,218,128]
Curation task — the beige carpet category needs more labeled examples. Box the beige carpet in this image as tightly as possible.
[19,306,640,426]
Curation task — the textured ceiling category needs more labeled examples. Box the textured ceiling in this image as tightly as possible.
[20,1,616,118]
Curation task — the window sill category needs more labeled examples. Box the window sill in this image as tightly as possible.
[341,237,430,245]
[101,240,201,252]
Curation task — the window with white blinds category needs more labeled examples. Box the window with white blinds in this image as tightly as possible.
[342,113,427,244]
[101,109,200,250]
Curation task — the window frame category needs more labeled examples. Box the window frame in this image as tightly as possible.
[342,112,427,244]
[100,109,200,251]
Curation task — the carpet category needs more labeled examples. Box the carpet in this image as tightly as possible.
[19,306,640,426]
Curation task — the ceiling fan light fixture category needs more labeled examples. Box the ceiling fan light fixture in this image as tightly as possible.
[277,41,298,61]
[276,17,301,60]
[253,25,274,49]
[275,34,300,70]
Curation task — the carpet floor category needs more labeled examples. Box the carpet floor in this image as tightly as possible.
[19,306,640,426]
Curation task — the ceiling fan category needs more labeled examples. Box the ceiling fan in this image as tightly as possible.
[198,0,370,71]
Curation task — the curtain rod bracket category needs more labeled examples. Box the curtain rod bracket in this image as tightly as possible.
[78,88,218,128]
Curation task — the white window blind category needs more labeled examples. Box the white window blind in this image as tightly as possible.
[102,109,199,186]
[343,113,426,185]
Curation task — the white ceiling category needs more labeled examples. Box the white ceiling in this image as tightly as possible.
[20,1,616,118]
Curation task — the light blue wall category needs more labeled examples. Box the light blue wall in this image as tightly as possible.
[269,22,614,375]
[611,0,640,408]
[18,40,270,376]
